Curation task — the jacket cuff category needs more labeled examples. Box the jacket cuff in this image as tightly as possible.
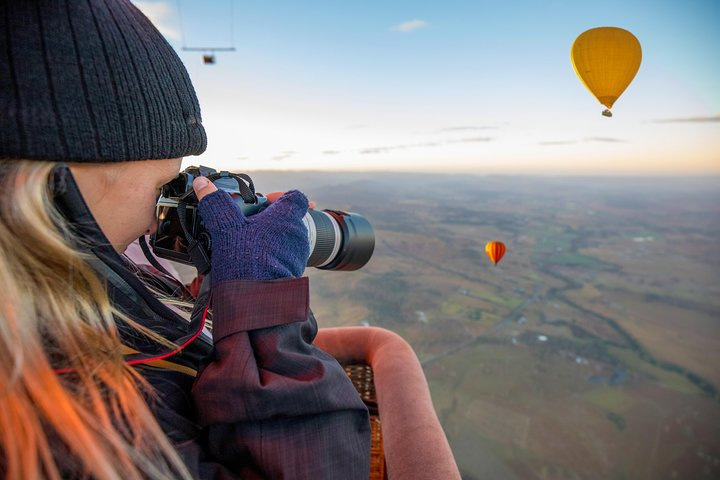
[210,277,309,342]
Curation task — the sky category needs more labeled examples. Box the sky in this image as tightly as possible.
[132,0,720,175]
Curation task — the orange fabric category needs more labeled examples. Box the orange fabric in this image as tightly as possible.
[316,327,461,480]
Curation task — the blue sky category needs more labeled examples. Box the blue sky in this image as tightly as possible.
[134,0,720,174]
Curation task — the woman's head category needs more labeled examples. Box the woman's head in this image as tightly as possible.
[1,0,207,249]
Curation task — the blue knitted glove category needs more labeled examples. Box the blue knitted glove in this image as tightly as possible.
[195,185,310,283]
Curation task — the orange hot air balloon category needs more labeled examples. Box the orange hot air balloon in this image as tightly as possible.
[485,241,506,266]
[571,26,642,117]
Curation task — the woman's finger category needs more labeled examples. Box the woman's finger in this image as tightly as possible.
[266,190,315,209]
[193,176,218,201]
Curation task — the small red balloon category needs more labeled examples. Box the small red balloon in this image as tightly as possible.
[485,241,506,265]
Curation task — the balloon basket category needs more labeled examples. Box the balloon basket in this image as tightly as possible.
[602,109,613,117]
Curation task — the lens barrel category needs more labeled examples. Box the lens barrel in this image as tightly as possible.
[304,210,374,270]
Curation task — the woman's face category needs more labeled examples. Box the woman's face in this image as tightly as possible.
[69,158,183,253]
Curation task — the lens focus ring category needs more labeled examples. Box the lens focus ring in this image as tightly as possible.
[306,210,338,267]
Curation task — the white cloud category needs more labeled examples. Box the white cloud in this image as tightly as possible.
[132,1,181,41]
[357,136,494,154]
[391,19,429,33]
[652,114,720,123]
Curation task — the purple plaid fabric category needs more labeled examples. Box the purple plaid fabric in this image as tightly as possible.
[185,277,371,479]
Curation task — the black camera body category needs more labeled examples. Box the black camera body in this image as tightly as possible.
[151,166,374,272]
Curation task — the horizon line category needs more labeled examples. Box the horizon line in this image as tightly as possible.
[224,168,720,178]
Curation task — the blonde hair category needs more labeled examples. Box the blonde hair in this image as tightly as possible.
[0,161,192,479]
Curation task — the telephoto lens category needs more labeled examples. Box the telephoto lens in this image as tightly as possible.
[303,209,374,270]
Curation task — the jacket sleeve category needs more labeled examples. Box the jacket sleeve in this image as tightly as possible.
[190,277,371,479]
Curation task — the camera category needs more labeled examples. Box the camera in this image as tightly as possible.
[150,166,375,272]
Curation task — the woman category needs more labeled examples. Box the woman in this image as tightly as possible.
[0,1,370,479]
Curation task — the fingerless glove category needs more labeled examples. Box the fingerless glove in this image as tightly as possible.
[197,190,310,283]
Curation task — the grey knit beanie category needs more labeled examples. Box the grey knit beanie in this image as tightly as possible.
[0,0,207,162]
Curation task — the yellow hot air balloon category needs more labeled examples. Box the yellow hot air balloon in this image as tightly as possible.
[485,241,506,266]
[571,27,642,117]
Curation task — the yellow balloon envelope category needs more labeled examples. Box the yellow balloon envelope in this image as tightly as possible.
[571,27,642,116]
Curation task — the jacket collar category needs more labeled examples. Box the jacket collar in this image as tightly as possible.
[51,165,211,363]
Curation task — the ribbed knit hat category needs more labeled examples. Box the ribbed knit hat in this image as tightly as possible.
[0,0,207,162]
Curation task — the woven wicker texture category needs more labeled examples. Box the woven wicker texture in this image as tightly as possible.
[345,364,386,480]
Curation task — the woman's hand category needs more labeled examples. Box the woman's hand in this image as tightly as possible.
[192,177,310,283]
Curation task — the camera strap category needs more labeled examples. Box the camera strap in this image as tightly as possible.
[207,171,257,203]
[176,171,258,275]
[138,234,177,279]
[178,200,212,274]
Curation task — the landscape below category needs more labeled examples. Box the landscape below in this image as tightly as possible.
[232,171,720,479]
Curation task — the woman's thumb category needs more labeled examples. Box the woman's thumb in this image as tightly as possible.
[193,176,217,201]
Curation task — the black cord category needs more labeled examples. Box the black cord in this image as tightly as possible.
[138,235,175,278]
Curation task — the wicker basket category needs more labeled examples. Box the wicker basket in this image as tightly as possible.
[345,364,386,480]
